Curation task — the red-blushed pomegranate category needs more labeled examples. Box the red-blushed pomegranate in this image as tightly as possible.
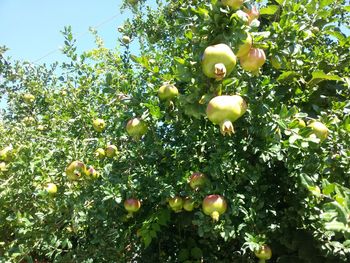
[221,0,243,9]
[124,198,141,217]
[202,44,236,80]
[66,161,87,181]
[244,6,259,24]
[183,197,195,212]
[189,172,208,190]
[254,245,272,261]
[158,83,179,100]
[236,33,252,58]
[86,166,99,179]
[206,95,247,136]
[126,118,148,139]
[105,145,118,158]
[308,121,329,141]
[202,195,227,221]
[168,196,183,212]
[240,48,266,74]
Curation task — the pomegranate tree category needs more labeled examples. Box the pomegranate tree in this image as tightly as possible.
[235,33,252,58]
[168,196,183,212]
[158,83,179,100]
[254,245,272,262]
[206,95,247,136]
[189,172,208,190]
[124,198,141,217]
[221,0,243,9]
[202,44,236,80]
[202,195,227,221]
[126,118,148,139]
[240,48,266,74]
[66,161,86,181]
[308,121,329,141]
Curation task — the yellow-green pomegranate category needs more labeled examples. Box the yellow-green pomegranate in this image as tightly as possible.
[235,33,252,58]
[221,0,243,9]
[158,83,179,100]
[169,196,183,212]
[202,195,227,221]
[202,44,237,80]
[206,95,247,136]
[254,245,272,262]
[66,161,86,181]
[308,121,329,141]
[126,118,148,139]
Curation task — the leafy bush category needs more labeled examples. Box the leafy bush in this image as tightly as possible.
[0,0,349,262]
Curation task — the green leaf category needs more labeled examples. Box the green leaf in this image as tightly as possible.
[308,71,342,86]
[277,71,300,82]
[260,5,279,15]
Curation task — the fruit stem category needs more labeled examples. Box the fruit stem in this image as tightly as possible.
[220,120,234,136]
[214,63,226,80]
[211,211,220,222]
[127,212,134,218]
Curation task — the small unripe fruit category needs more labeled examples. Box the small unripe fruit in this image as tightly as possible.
[183,197,195,212]
[158,83,179,100]
[23,116,35,126]
[126,118,148,139]
[46,183,58,194]
[124,198,141,217]
[23,93,35,104]
[292,118,306,128]
[236,33,252,58]
[0,146,14,162]
[92,118,106,132]
[169,196,183,212]
[122,36,131,44]
[254,245,272,260]
[105,145,118,158]
[0,162,8,172]
[66,161,86,181]
[86,166,99,179]
[202,44,236,80]
[202,195,227,221]
[94,148,106,159]
[308,121,329,141]
[189,172,208,190]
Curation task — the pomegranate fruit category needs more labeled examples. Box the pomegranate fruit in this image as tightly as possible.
[292,118,306,128]
[46,183,58,195]
[23,93,35,104]
[0,146,14,162]
[168,196,183,212]
[221,0,243,9]
[105,145,118,158]
[308,121,329,141]
[235,33,252,58]
[240,48,266,74]
[202,195,227,221]
[202,44,236,80]
[126,118,148,139]
[92,118,106,132]
[66,161,86,181]
[183,197,195,212]
[244,6,259,24]
[94,148,106,159]
[86,166,99,179]
[254,245,272,261]
[158,83,179,100]
[189,172,208,190]
[124,198,141,216]
[206,95,247,135]
[122,35,131,44]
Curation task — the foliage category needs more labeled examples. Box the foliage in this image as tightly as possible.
[0,0,350,262]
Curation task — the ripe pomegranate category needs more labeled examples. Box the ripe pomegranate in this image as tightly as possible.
[254,245,272,261]
[92,118,106,132]
[126,118,148,139]
[86,166,99,179]
[46,183,58,195]
[235,33,252,58]
[221,0,243,9]
[244,6,259,24]
[66,161,86,181]
[105,145,118,158]
[308,121,329,141]
[168,196,183,212]
[183,197,195,212]
[189,172,208,190]
[240,48,266,74]
[158,83,179,100]
[124,198,141,216]
[202,44,236,80]
[202,195,227,221]
[94,148,106,159]
[206,95,247,135]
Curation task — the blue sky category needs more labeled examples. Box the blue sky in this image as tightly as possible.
[0,0,138,64]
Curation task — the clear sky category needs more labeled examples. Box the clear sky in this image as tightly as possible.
[0,0,139,64]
